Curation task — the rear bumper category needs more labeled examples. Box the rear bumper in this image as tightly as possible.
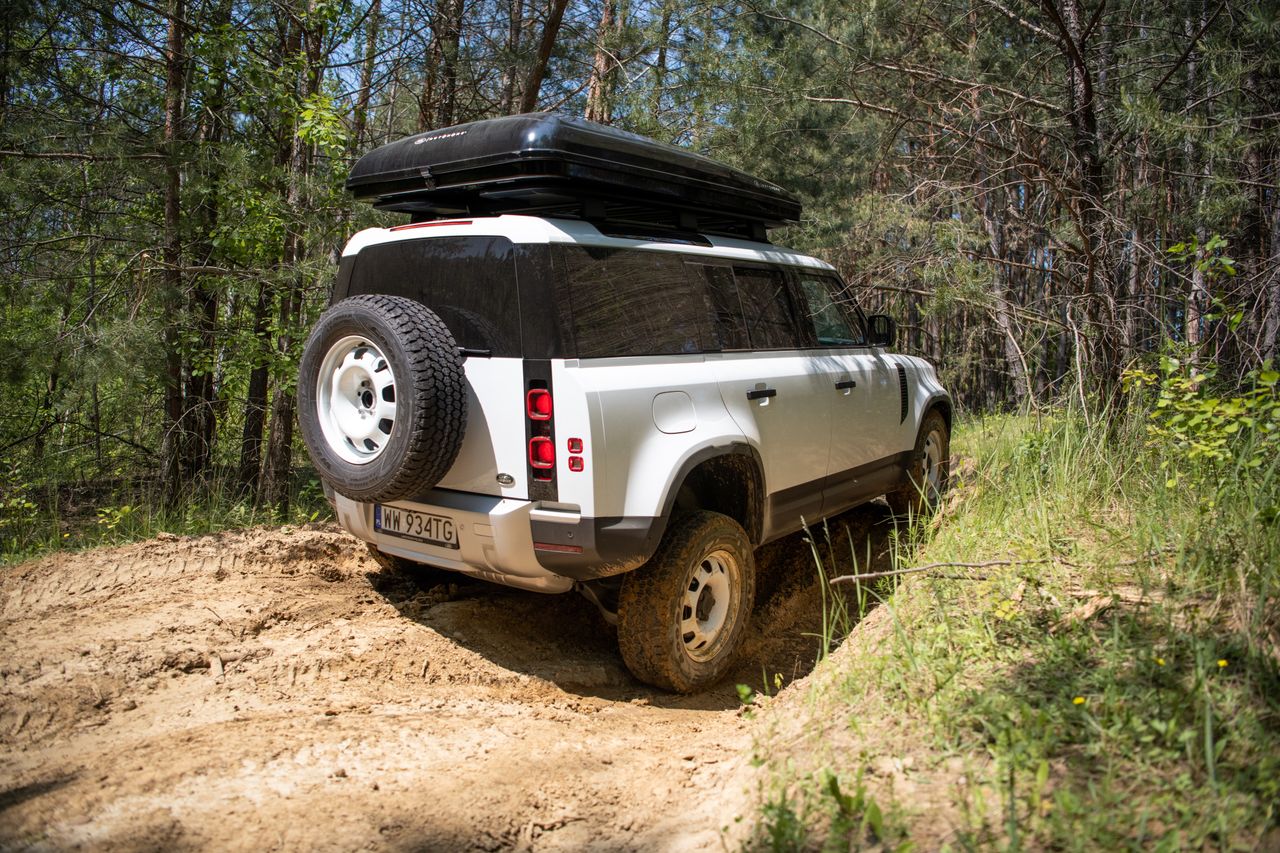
[334,489,659,592]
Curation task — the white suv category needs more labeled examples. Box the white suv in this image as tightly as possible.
[299,116,951,692]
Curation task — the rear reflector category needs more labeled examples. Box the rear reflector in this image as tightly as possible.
[568,456,584,472]
[533,542,583,553]
[566,437,583,453]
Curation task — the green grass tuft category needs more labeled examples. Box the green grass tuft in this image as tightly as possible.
[1,471,332,563]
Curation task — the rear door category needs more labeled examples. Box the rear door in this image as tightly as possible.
[692,262,832,539]
[346,235,529,500]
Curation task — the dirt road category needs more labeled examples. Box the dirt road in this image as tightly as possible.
[0,507,891,851]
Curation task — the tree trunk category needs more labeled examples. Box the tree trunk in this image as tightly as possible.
[262,3,324,515]
[1264,182,1280,362]
[159,0,187,506]
[238,283,271,496]
[421,0,464,129]
[1046,0,1119,393]
[351,0,381,149]
[519,0,570,113]
[983,210,1029,405]
[652,1,671,122]
[1182,5,1209,354]
[179,0,232,483]
[501,0,524,113]
[584,0,616,123]
[437,0,463,126]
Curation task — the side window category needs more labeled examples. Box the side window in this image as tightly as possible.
[796,273,865,347]
[732,266,801,349]
[690,263,749,350]
[561,247,706,357]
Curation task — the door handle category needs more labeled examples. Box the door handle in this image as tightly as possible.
[746,388,777,401]
[834,380,857,390]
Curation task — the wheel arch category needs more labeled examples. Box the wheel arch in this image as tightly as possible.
[922,392,953,434]
[658,443,765,547]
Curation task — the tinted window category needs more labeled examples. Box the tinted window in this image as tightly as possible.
[732,266,801,349]
[797,273,864,346]
[690,263,749,350]
[561,247,706,357]
[348,236,521,357]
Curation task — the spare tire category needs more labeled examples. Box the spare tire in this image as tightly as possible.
[298,294,467,503]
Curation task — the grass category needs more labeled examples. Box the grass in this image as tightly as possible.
[0,471,333,564]
[749,376,1280,851]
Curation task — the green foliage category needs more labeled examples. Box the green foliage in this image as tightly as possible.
[1,473,334,565]
[757,771,908,853]
[1124,358,1280,489]
[297,93,348,154]
[1167,233,1237,280]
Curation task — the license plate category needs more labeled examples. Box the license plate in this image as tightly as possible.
[374,505,459,550]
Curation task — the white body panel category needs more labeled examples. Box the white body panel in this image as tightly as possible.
[437,357,529,499]
[552,355,741,520]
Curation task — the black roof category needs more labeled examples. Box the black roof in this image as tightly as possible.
[345,114,802,239]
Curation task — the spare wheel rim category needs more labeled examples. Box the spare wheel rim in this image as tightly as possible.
[316,335,398,465]
[680,549,737,662]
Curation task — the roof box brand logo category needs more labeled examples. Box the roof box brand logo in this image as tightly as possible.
[413,130,468,145]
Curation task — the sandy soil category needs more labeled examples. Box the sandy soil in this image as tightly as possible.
[0,505,893,852]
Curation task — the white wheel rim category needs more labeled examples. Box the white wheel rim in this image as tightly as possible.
[315,335,398,465]
[922,429,943,496]
[680,549,736,662]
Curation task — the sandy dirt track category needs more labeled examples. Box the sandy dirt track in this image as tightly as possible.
[0,507,891,851]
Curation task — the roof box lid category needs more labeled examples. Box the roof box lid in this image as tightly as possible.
[345,113,801,238]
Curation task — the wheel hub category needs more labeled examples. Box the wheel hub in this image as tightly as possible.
[316,336,399,465]
[680,550,735,661]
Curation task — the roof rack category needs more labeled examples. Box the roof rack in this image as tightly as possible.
[345,114,802,241]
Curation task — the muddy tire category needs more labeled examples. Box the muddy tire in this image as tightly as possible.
[298,295,467,503]
[885,409,950,518]
[617,511,755,693]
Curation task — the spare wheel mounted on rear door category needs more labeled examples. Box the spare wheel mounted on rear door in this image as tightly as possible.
[298,294,468,503]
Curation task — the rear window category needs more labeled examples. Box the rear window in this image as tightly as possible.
[347,236,521,357]
[559,246,708,357]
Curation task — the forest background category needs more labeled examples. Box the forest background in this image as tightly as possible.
[1,0,1277,535]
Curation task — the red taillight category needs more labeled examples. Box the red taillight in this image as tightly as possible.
[527,389,553,420]
[529,437,555,469]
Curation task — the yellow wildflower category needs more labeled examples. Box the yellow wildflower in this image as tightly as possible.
[1072,696,1085,705]
[1217,659,1228,668]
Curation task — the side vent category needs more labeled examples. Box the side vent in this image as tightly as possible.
[897,365,909,423]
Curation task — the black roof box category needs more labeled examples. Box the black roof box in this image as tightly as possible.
[345,113,801,240]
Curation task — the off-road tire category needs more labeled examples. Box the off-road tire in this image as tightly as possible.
[299,294,467,503]
[885,409,950,518]
[617,511,755,693]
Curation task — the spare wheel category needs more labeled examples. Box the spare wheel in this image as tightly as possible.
[298,294,467,503]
